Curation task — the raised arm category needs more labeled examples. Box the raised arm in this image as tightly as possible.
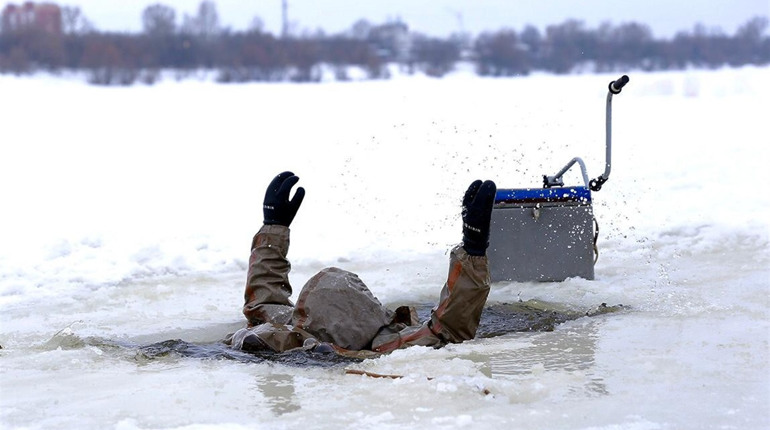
[371,179,496,352]
[242,171,305,327]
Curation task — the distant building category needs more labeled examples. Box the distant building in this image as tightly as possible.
[1,2,62,34]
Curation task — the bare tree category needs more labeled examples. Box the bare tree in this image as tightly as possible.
[248,16,265,34]
[475,29,530,76]
[81,36,138,85]
[736,16,769,40]
[411,35,460,77]
[349,19,372,40]
[182,1,220,39]
[142,4,176,36]
[61,6,94,34]
[3,6,768,84]
[542,20,596,74]
[519,25,542,65]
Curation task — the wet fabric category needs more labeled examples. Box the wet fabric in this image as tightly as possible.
[292,268,393,351]
[228,224,491,355]
[242,224,294,326]
[370,248,491,352]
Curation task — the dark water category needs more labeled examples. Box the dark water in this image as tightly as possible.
[131,300,623,367]
[136,338,360,367]
[476,302,577,337]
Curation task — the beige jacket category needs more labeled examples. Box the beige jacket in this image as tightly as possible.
[226,225,491,356]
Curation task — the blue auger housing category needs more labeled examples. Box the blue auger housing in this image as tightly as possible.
[489,186,595,282]
[487,75,629,282]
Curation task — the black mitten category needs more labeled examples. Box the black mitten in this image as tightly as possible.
[263,171,305,227]
[461,179,497,256]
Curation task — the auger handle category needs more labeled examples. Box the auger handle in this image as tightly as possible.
[609,75,630,94]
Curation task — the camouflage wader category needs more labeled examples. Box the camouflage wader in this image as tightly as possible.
[226,224,491,355]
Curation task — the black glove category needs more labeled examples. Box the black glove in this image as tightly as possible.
[263,171,305,227]
[461,179,497,256]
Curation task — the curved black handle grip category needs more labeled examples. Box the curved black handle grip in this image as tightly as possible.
[609,75,630,94]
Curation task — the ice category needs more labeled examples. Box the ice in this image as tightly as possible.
[1,66,769,429]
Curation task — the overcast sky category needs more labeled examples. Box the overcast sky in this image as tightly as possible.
[7,0,769,37]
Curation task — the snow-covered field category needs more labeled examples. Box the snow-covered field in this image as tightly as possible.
[1,66,768,429]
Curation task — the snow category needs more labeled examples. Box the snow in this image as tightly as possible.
[1,66,769,429]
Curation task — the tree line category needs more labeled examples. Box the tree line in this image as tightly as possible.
[1,1,768,85]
